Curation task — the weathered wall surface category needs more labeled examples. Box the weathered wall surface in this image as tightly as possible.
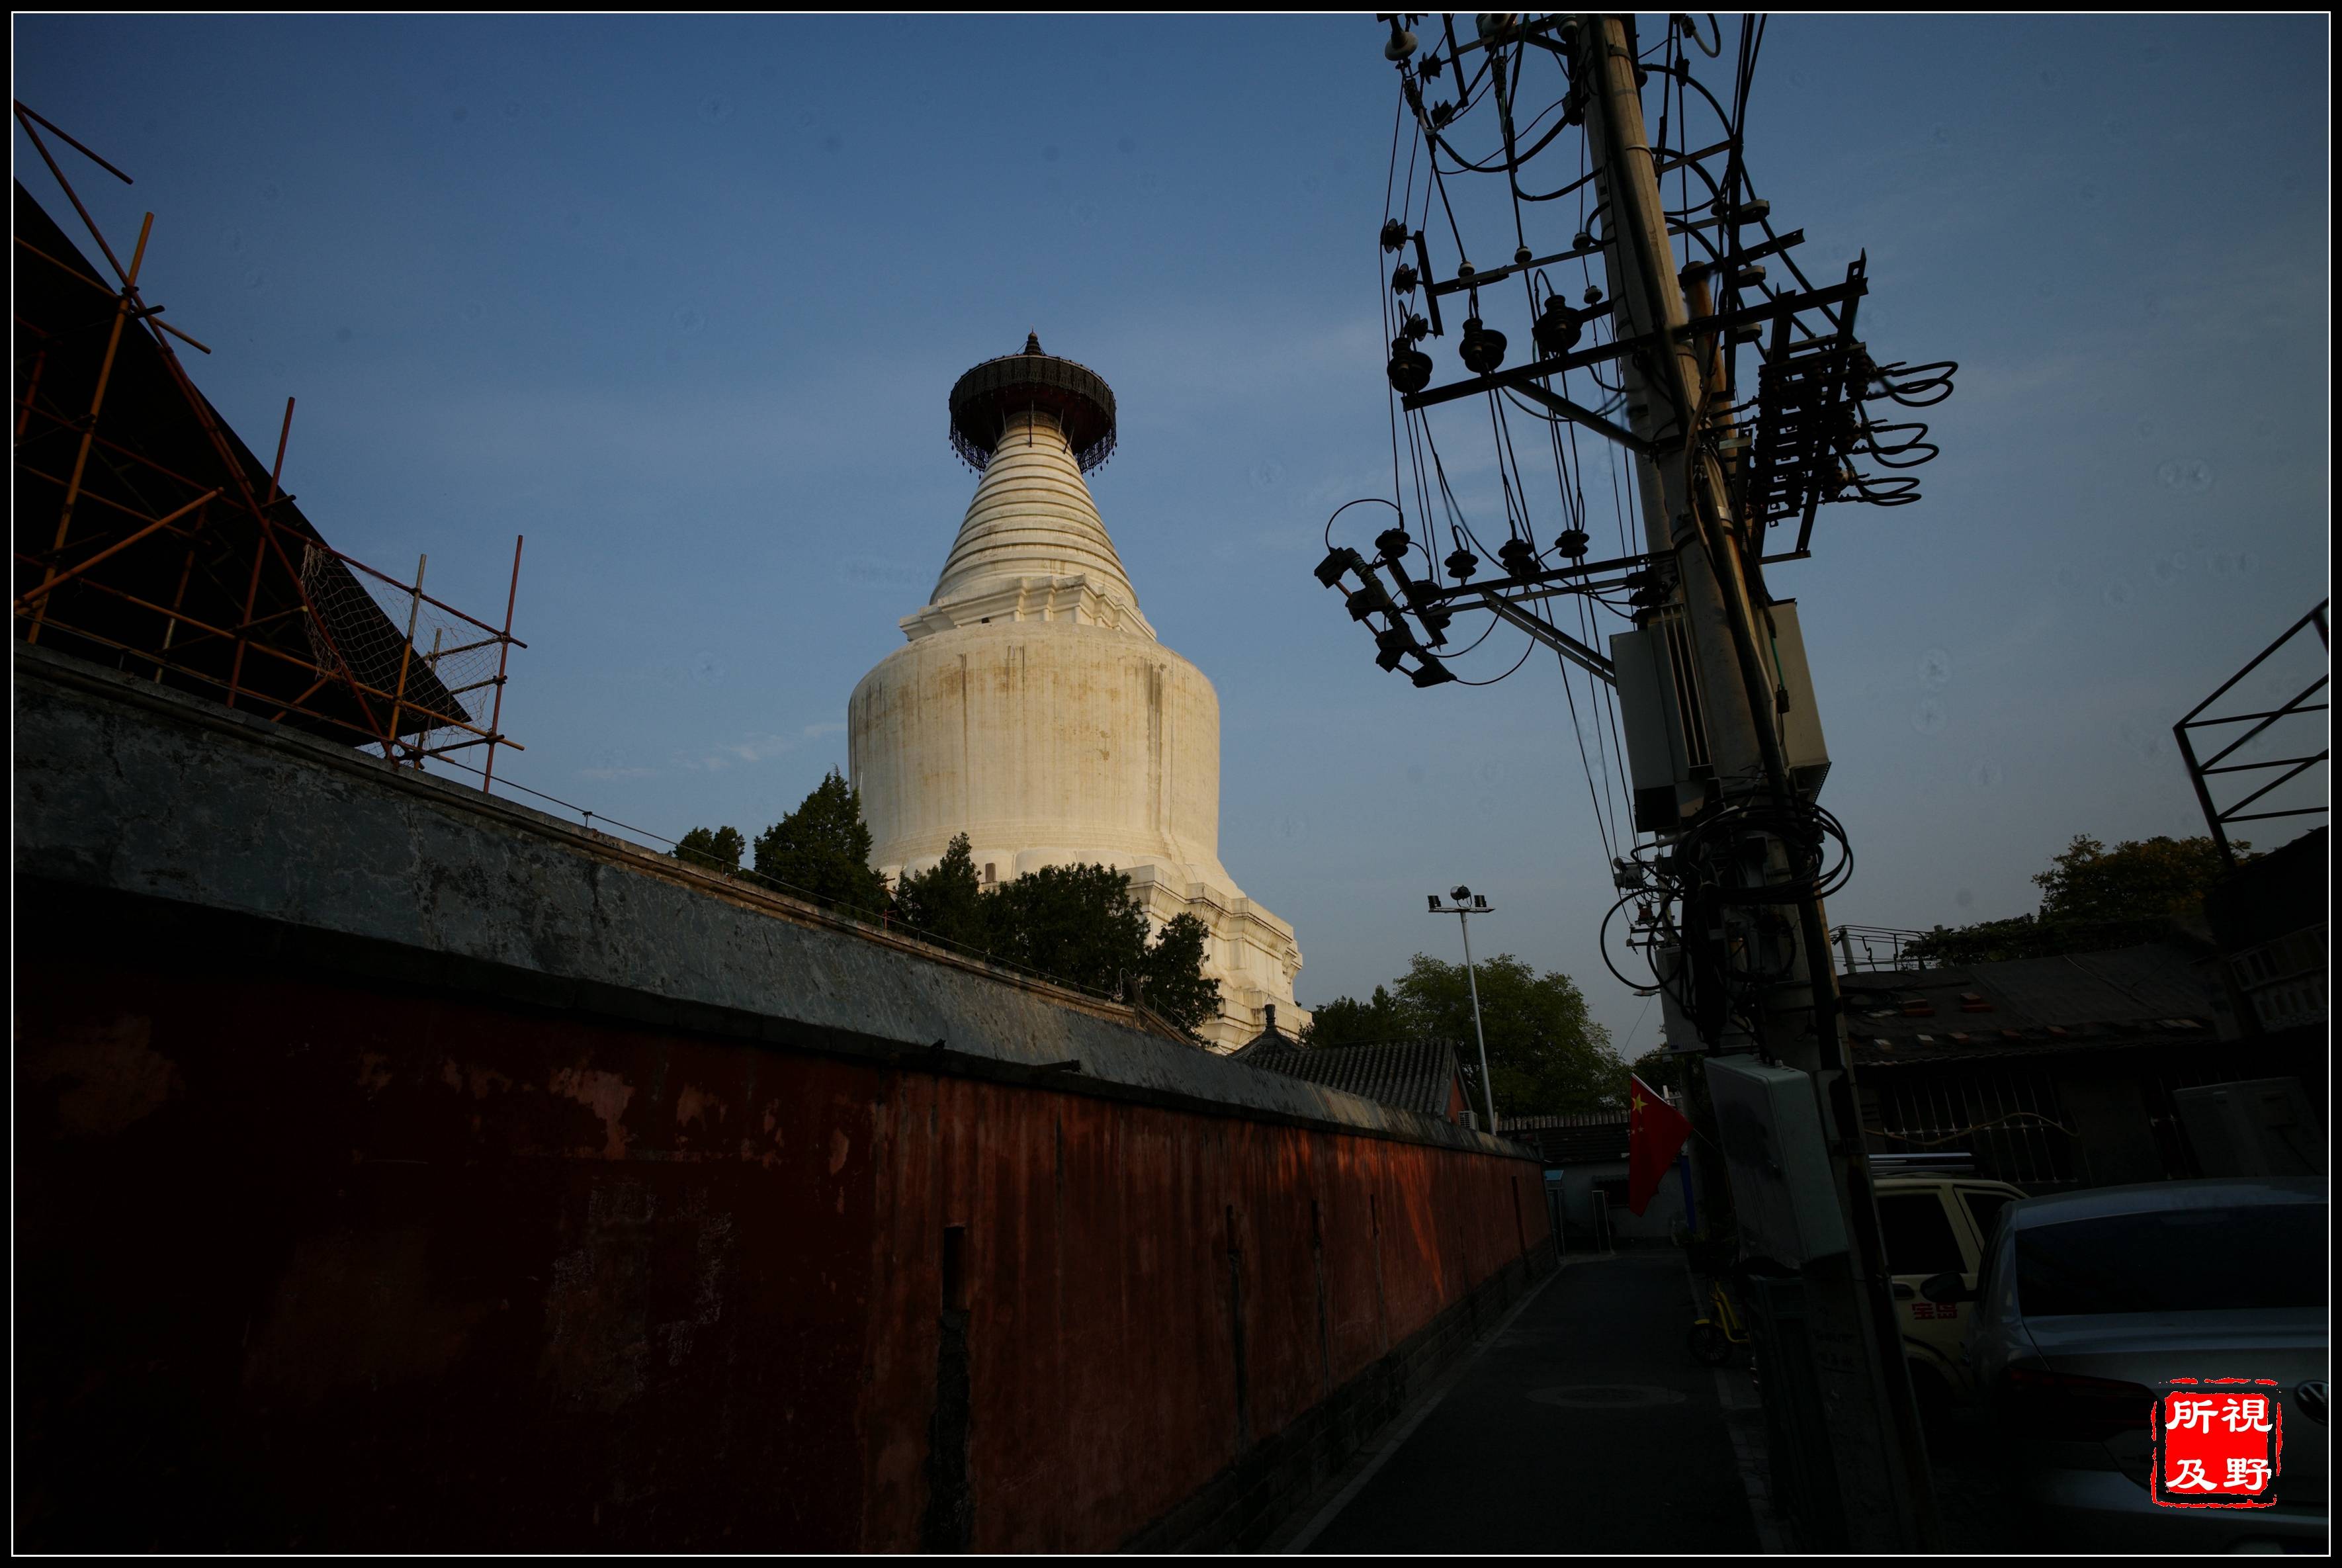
[14,647,1550,1551]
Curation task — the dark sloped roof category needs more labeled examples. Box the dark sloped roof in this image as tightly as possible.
[15,183,465,742]
[1227,1018,1292,1061]
[1839,940,2224,1067]
[1503,1111,1631,1165]
[1239,1037,1463,1118]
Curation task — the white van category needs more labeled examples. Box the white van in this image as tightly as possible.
[1872,1171,2027,1420]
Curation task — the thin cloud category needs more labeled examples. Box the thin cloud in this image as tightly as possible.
[676,719,846,773]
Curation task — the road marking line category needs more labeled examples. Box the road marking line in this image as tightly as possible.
[1278,1258,1577,1553]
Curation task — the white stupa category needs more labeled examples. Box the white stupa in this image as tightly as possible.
[847,336,1307,1049]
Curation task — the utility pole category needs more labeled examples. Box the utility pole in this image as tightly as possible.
[1428,887,1498,1131]
[1573,13,1937,1549]
[1318,13,1959,1550]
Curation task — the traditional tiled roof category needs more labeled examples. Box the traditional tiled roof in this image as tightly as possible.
[1502,1111,1631,1166]
[1839,940,2225,1067]
[1236,1036,1464,1119]
[1227,1016,1293,1061]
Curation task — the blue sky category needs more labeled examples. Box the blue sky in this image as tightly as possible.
[17,15,2328,1055]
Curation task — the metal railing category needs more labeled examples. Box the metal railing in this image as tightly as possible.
[1830,924,1929,974]
[2174,600,2329,869]
[1864,1067,2080,1188]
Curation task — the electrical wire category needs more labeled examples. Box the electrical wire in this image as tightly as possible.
[1352,12,1946,1002]
[1444,640,1538,687]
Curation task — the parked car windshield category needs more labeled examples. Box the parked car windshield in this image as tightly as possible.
[1878,1192,1966,1276]
[1961,1189,2013,1244]
[2015,1203,2327,1316]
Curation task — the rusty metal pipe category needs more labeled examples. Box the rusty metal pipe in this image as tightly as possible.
[28,211,152,646]
[482,534,524,792]
[15,464,222,537]
[156,521,202,677]
[266,397,294,508]
[305,539,525,639]
[17,582,510,748]
[12,234,214,351]
[14,488,221,609]
[223,519,271,711]
[267,675,334,724]
[15,346,45,440]
[17,410,234,498]
[386,553,425,763]
[11,99,137,185]
[95,244,392,745]
[13,105,132,283]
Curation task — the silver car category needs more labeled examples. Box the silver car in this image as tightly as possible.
[1936,1177,2328,1550]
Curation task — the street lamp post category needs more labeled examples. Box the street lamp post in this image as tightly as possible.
[1428,886,1497,1133]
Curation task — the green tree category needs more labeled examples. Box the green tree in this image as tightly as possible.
[1305,955,1621,1117]
[1299,986,1408,1048]
[1393,953,1621,1118]
[962,861,1223,1041]
[980,861,1149,996]
[892,834,988,953]
[2034,833,2238,923]
[752,770,892,919]
[1901,914,2062,967]
[1137,912,1223,1039]
[1625,1043,1691,1100]
[1904,832,2242,967]
[673,824,746,873]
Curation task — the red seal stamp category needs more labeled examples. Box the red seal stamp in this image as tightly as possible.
[2151,1379,2284,1509]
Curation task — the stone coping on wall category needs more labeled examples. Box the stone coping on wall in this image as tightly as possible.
[15,642,1528,1160]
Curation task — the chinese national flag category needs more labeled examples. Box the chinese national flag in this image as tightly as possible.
[1627,1074,1693,1216]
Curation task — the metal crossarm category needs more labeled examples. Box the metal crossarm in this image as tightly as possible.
[2173,601,2330,866]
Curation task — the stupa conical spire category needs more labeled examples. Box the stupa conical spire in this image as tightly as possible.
[851,336,1310,1049]
[901,339,1152,641]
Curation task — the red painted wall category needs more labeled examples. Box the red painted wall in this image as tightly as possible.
[17,951,1543,1551]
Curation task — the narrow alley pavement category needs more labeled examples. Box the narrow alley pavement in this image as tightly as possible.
[1293,1253,1763,1554]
